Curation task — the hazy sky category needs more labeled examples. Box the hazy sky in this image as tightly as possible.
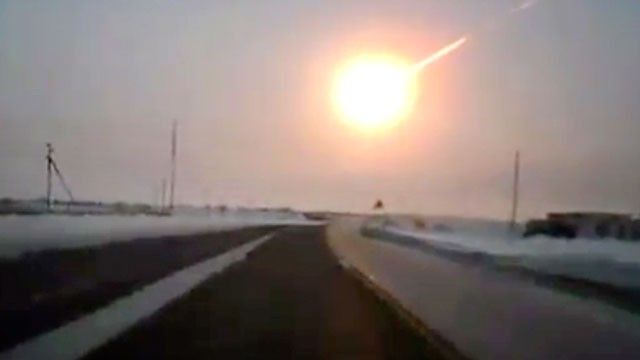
[1,0,639,219]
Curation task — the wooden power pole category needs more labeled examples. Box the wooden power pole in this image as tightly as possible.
[46,143,53,210]
[45,143,75,211]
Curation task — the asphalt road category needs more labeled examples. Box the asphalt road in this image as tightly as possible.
[0,226,278,351]
[85,226,444,359]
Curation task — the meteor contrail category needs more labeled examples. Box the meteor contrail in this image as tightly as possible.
[412,36,469,72]
[411,0,541,73]
[511,0,540,13]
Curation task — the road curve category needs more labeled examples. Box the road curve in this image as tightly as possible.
[85,226,445,359]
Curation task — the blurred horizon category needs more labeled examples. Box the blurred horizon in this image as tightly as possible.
[1,0,639,219]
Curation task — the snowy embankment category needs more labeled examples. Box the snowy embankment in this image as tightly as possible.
[328,217,640,359]
[381,223,640,289]
[0,210,319,257]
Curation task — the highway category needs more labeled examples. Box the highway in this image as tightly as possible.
[6,220,640,359]
[84,226,444,359]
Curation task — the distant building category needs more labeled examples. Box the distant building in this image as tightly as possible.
[525,212,637,240]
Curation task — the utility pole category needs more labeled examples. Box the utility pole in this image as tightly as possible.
[169,120,177,212]
[46,143,53,210]
[509,150,520,233]
[45,143,75,211]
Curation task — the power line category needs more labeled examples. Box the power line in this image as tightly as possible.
[51,160,74,202]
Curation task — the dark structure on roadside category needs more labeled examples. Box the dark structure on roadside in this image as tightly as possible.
[525,212,640,240]
[45,143,75,210]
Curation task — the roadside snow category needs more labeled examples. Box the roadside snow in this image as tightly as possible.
[0,211,320,257]
[382,224,640,289]
[389,226,640,264]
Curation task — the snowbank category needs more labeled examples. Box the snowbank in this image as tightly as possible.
[0,210,320,257]
[382,224,640,289]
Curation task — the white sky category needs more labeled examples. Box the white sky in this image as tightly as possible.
[1,0,639,219]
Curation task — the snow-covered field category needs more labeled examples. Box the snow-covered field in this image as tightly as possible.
[0,210,320,257]
[385,214,521,238]
[328,217,640,359]
[377,218,640,289]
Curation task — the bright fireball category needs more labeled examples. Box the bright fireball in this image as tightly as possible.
[332,55,417,132]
